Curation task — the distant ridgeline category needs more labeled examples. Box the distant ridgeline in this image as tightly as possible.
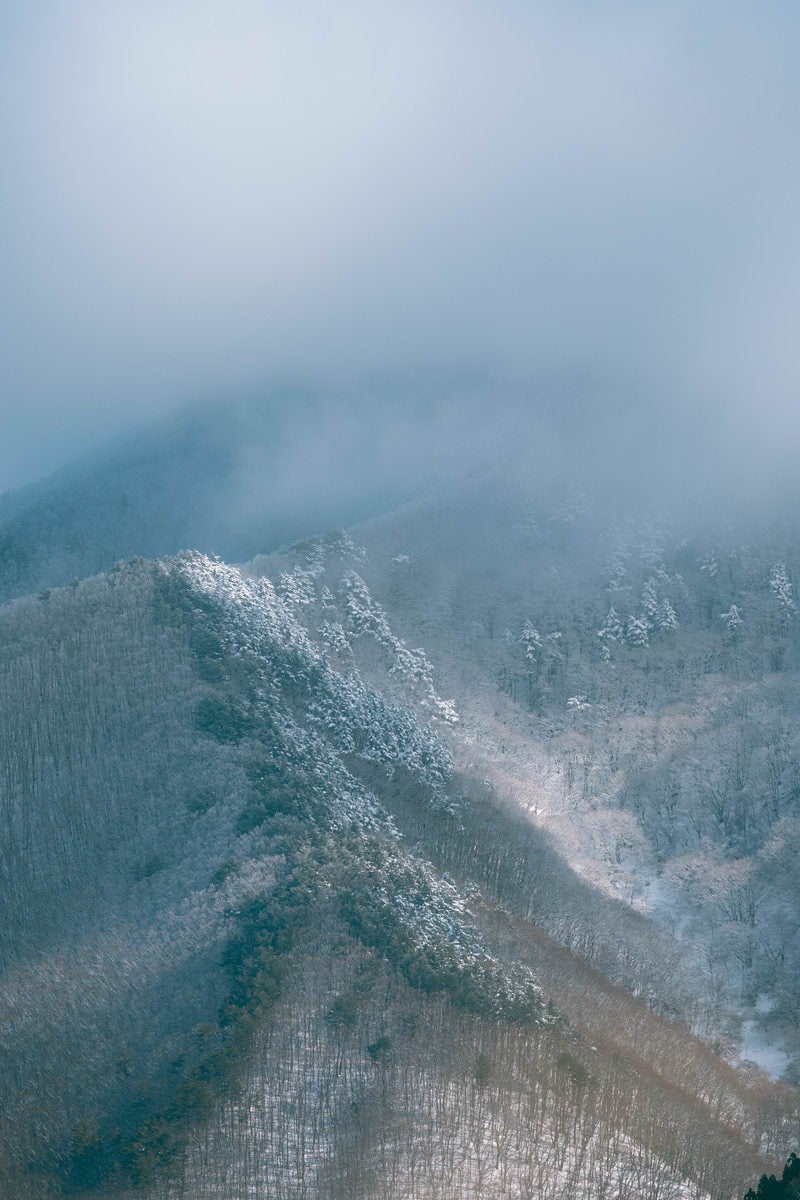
[0,392,484,604]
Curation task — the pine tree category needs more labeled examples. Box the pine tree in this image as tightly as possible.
[520,620,543,664]
[626,615,650,647]
[769,563,797,615]
[598,606,624,644]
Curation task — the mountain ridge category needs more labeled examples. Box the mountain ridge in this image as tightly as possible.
[3,416,800,1197]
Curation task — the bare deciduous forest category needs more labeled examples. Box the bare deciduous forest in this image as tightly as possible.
[2,475,800,1197]
[3,5,800,1194]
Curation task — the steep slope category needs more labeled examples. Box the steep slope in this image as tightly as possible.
[0,552,542,1199]
[2,550,792,1199]
[251,472,800,1084]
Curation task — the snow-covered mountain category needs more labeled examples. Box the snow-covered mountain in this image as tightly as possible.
[294,471,800,1080]
[2,416,800,1199]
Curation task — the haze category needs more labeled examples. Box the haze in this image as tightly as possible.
[1,1,799,490]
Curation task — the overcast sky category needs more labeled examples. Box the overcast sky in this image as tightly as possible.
[1,1,799,491]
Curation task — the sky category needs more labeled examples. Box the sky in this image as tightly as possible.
[1,1,800,491]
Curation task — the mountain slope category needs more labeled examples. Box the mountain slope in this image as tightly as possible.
[2,548,792,1199]
[0,551,545,1198]
[249,470,800,1080]
[1,547,796,1200]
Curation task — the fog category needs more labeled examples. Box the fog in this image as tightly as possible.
[1,1,799,491]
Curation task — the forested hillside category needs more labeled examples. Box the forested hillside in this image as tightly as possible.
[1,530,797,1198]
[254,471,800,1082]
[4,0,799,1193]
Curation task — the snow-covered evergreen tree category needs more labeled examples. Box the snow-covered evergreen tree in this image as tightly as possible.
[520,620,543,664]
[655,597,678,632]
[598,606,624,644]
[641,577,661,627]
[699,551,719,577]
[769,562,796,615]
[626,614,650,647]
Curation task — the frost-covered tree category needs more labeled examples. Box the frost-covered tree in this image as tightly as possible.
[699,552,719,578]
[598,606,624,644]
[626,615,650,647]
[641,578,661,627]
[318,621,351,656]
[720,604,743,632]
[655,597,678,632]
[278,569,317,608]
[769,562,796,615]
[520,620,543,664]
[640,578,679,634]
[605,551,630,592]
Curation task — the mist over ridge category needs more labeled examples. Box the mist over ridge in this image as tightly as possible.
[4,7,800,1199]
[2,1,800,488]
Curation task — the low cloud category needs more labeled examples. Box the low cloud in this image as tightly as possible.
[1,2,799,489]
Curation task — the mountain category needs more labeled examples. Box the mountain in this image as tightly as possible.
[0,535,796,1199]
[2,408,800,1198]
[0,384,528,605]
[295,468,800,1078]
